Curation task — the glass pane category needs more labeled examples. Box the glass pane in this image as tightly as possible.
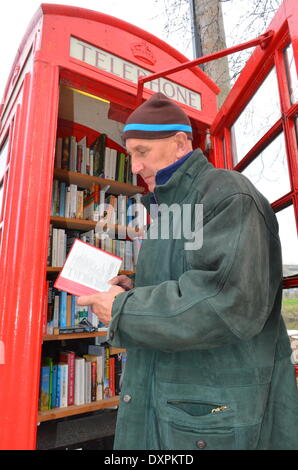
[282,289,298,331]
[242,133,290,203]
[231,67,281,163]
[0,138,8,182]
[276,205,298,276]
[284,43,298,105]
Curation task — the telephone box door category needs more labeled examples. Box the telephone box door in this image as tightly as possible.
[211,0,298,300]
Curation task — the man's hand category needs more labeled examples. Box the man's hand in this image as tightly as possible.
[76,285,124,326]
[109,274,134,291]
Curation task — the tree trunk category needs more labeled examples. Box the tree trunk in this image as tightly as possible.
[192,0,231,108]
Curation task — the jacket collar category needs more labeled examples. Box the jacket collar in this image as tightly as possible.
[141,149,212,210]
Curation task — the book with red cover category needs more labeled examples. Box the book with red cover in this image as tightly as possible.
[109,356,116,397]
[59,351,75,406]
[54,238,122,296]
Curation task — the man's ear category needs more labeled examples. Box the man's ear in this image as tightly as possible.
[175,132,192,158]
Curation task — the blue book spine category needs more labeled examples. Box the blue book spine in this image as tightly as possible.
[56,365,61,408]
[71,295,76,327]
[127,197,134,224]
[51,365,58,409]
[59,182,66,217]
[39,366,50,411]
[59,291,67,327]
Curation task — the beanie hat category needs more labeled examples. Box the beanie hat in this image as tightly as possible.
[122,92,193,141]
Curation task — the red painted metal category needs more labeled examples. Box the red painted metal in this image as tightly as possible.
[211,0,298,287]
[0,4,219,450]
[136,30,274,106]
[0,0,298,450]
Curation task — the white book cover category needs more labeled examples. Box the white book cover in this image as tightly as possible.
[74,357,85,405]
[59,364,68,408]
[53,295,59,328]
[96,357,103,401]
[54,239,122,296]
[85,360,91,404]
[110,149,117,180]
[132,173,137,186]
[104,147,111,179]
[69,184,77,218]
[89,148,93,176]
[65,186,70,218]
[52,228,58,267]
[58,229,65,267]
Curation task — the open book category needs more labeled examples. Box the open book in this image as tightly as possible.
[54,239,122,296]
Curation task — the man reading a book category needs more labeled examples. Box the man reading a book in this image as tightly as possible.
[77,92,298,450]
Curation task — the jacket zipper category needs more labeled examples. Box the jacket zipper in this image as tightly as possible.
[167,400,230,413]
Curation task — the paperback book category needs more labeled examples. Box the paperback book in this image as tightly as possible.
[54,238,122,296]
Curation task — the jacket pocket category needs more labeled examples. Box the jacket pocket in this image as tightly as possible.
[161,400,235,450]
[167,400,230,417]
[165,421,236,450]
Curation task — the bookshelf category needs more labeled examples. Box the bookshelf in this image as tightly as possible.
[38,396,120,422]
[42,331,108,341]
[38,87,146,443]
[53,168,144,196]
[50,215,144,237]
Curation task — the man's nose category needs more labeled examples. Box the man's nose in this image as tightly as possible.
[131,157,143,174]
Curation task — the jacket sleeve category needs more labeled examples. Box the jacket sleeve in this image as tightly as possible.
[108,193,282,352]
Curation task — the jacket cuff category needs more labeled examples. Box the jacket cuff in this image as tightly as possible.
[107,289,134,346]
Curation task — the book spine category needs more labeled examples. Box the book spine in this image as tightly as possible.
[56,365,61,408]
[59,291,67,328]
[60,351,75,406]
[51,365,58,409]
[85,361,92,404]
[55,137,62,168]
[59,364,68,408]
[103,347,110,399]
[61,137,70,171]
[109,356,115,397]
[59,182,66,217]
[39,366,50,411]
[91,360,97,402]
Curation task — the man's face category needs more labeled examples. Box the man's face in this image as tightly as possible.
[126,136,181,192]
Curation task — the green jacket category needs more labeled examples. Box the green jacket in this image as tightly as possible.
[109,149,298,450]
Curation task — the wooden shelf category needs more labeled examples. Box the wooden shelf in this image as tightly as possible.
[38,396,120,422]
[50,215,144,238]
[53,168,144,196]
[43,330,108,341]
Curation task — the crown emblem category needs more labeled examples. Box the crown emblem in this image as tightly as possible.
[131,42,156,66]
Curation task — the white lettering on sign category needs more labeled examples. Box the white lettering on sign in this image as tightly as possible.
[70,37,201,111]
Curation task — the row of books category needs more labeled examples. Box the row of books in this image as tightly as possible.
[48,227,143,271]
[51,179,146,227]
[39,345,126,411]
[45,281,103,335]
[55,134,137,185]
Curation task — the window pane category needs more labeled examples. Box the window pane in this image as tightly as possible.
[276,205,298,276]
[231,67,281,163]
[282,289,298,331]
[242,133,290,203]
[0,138,8,182]
[284,43,298,105]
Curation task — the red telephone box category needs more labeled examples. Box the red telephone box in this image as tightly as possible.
[0,0,297,450]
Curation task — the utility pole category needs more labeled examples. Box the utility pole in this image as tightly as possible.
[190,0,231,108]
